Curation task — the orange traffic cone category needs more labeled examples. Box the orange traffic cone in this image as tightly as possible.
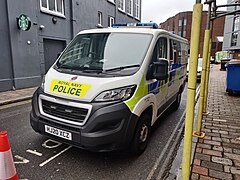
[0,131,18,180]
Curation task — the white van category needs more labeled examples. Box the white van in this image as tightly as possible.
[30,23,188,155]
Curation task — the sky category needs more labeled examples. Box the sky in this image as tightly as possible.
[141,0,228,24]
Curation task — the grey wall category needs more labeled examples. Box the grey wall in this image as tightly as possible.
[0,0,141,92]
[72,0,140,34]
[37,0,72,75]
[0,0,13,91]
[6,0,41,89]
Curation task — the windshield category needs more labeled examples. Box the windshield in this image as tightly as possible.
[56,33,152,74]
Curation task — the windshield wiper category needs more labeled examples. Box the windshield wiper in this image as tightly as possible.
[56,63,103,73]
[105,64,140,72]
[81,67,103,73]
[56,63,79,70]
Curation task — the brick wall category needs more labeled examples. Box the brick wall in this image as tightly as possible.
[160,11,225,58]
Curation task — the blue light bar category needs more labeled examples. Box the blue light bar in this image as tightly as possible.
[112,23,128,27]
[112,22,159,29]
[136,23,159,29]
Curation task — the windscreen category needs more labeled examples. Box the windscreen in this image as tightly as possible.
[56,33,152,72]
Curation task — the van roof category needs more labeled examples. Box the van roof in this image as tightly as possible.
[77,28,188,43]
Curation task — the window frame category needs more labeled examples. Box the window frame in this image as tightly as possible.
[231,15,240,47]
[126,0,133,16]
[108,16,115,27]
[118,0,126,12]
[40,0,65,18]
[135,0,140,19]
[98,11,103,27]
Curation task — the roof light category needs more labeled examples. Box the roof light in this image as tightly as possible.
[112,23,128,27]
[112,22,159,29]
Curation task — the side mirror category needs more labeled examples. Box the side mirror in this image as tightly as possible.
[147,59,168,80]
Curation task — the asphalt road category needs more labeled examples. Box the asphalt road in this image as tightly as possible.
[0,87,188,180]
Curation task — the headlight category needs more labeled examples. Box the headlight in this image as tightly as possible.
[40,75,46,90]
[93,85,136,102]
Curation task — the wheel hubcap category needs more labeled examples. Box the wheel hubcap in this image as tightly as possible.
[139,124,148,143]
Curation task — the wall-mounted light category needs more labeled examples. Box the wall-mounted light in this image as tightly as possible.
[52,17,57,24]
[39,25,45,29]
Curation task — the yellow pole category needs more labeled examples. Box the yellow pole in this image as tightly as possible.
[182,3,202,180]
[203,38,212,113]
[195,30,210,134]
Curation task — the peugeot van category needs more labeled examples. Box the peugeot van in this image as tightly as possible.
[30,23,188,155]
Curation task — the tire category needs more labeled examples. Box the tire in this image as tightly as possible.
[172,91,182,111]
[130,113,151,156]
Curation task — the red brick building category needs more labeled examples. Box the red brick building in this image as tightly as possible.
[160,11,225,57]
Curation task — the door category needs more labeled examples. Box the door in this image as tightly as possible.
[168,39,181,99]
[148,36,168,116]
[43,39,66,73]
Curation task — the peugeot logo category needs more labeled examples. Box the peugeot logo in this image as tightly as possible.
[70,76,78,81]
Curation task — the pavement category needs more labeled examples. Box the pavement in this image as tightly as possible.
[191,64,240,180]
[0,64,239,180]
[0,87,37,106]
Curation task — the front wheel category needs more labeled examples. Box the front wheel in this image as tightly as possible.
[130,114,151,156]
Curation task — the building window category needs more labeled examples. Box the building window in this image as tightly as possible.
[212,42,217,49]
[183,30,186,37]
[118,0,125,12]
[183,18,187,26]
[108,16,115,27]
[179,19,182,27]
[126,0,133,16]
[231,16,240,46]
[135,0,140,19]
[98,12,103,26]
[40,0,65,17]
[178,31,181,36]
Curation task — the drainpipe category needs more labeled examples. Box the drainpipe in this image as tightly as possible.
[6,0,16,90]
[70,0,74,39]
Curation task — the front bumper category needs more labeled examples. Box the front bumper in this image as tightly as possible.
[30,88,138,152]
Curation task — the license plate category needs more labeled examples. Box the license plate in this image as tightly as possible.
[45,125,72,140]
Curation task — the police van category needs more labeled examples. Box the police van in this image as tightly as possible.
[30,23,188,155]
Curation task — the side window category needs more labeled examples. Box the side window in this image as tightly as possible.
[170,39,181,69]
[151,37,168,62]
[150,37,168,84]
[159,38,168,59]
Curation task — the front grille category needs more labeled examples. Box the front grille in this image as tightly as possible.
[41,99,88,124]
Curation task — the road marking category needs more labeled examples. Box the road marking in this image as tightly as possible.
[39,146,72,167]
[14,155,30,164]
[146,85,201,180]
[26,149,42,157]
[0,100,31,110]
[42,139,62,149]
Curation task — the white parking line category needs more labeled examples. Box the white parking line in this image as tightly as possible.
[39,146,72,167]
[14,155,30,164]
[26,149,42,157]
